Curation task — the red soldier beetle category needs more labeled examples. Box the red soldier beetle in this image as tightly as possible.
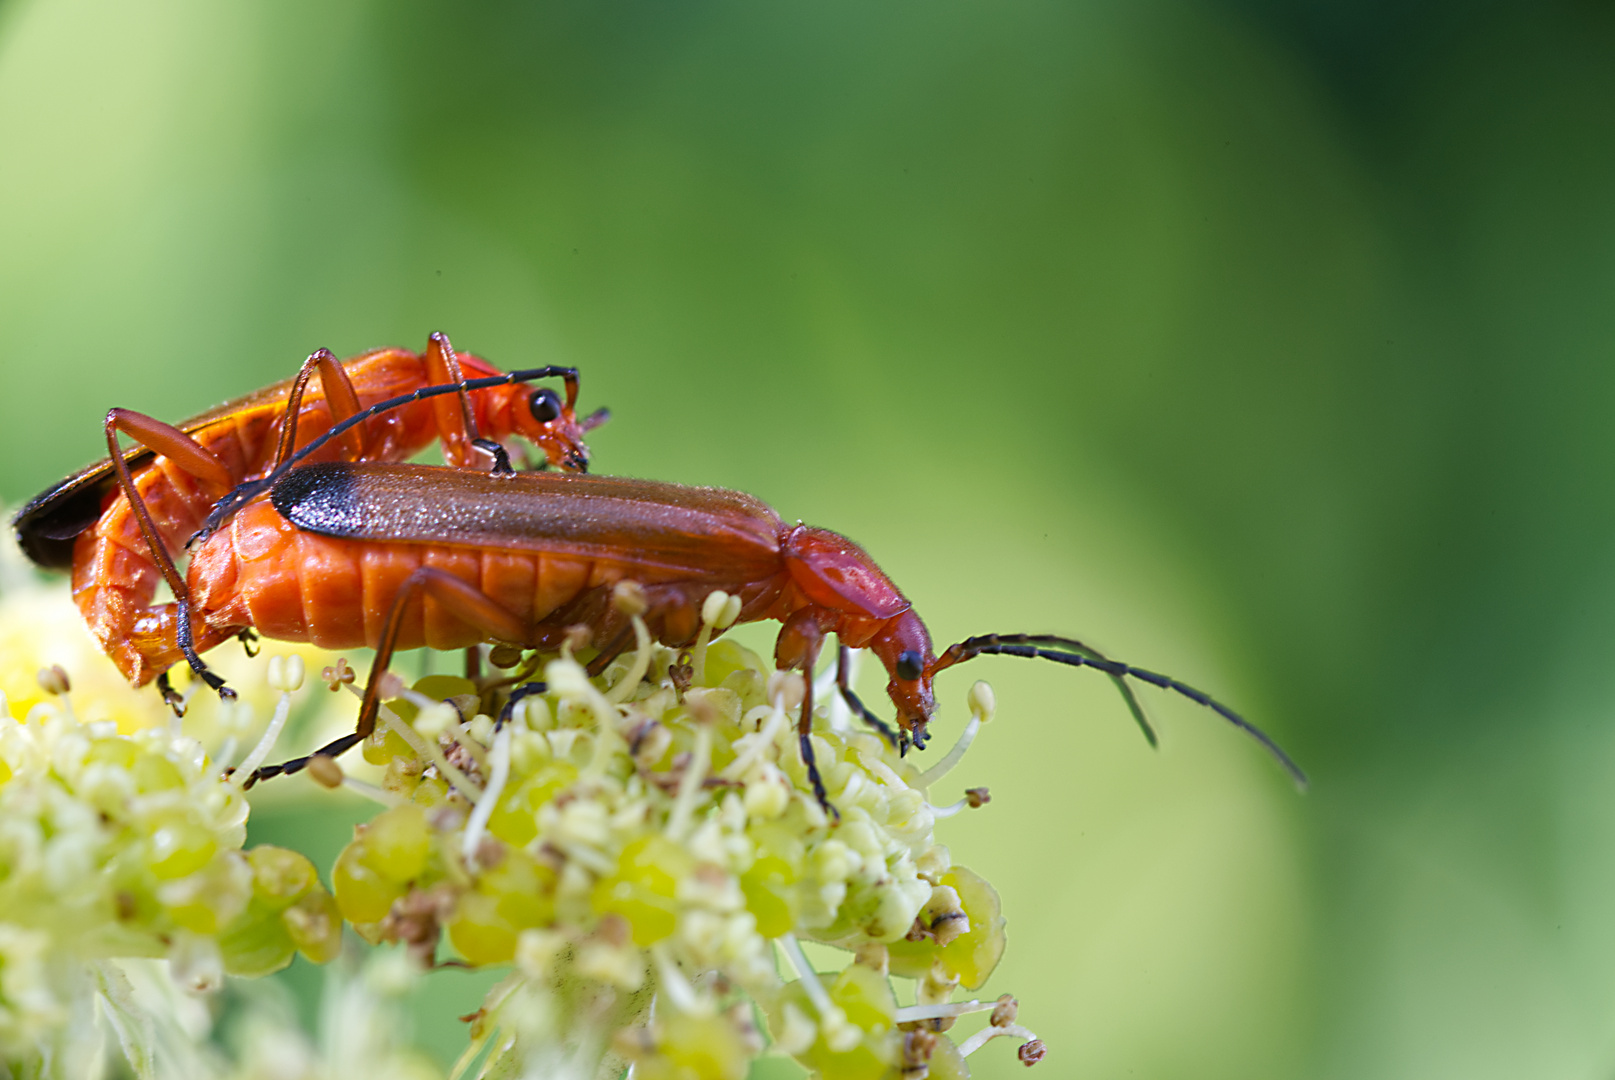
[164,398,1307,809]
[11,336,601,708]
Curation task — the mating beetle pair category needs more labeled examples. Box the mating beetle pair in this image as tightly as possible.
[15,335,1305,808]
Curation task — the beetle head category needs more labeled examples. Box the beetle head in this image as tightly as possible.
[513,382,595,472]
[870,609,938,746]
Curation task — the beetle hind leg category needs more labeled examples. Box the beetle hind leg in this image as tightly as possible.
[496,679,549,731]
[242,730,366,789]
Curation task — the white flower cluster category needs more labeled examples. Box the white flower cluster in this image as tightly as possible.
[0,687,339,1073]
[315,590,1038,1080]
[0,569,1041,1080]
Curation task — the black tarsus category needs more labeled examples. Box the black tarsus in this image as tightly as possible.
[799,732,838,822]
[155,671,185,716]
[835,645,901,751]
[796,657,841,823]
[497,681,549,730]
[243,730,366,788]
[471,438,516,475]
[946,633,1306,788]
[176,597,232,699]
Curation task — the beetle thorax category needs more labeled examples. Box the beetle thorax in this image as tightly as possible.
[779,525,909,625]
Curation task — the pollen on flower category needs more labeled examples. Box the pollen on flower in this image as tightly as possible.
[0,674,343,1070]
[319,624,1035,1080]
[0,549,1037,1079]
[0,562,359,1075]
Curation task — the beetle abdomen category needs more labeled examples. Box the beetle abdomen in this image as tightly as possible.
[190,499,616,651]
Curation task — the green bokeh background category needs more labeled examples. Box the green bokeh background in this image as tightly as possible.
[3,1,1613,1076]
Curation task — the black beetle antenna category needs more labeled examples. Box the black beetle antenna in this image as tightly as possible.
[930,632,1306,788]
[194,367,577,543]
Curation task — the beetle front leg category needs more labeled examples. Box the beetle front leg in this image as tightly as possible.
[835,645,900,752]
[777,608,840,821]
[797,655,839,823]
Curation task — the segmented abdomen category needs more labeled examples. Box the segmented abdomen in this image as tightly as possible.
[188,499,721,652]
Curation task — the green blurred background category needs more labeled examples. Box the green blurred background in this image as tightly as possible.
[3,1,1614,1076]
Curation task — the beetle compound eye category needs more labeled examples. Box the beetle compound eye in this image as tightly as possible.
[528,387,562,423]
[895,650,924,682]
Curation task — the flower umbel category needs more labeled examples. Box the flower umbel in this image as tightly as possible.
[0,692,341,1071]
[322,592,1039,1079]
[0,567,1038,1079]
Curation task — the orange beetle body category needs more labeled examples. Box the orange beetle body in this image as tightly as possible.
[141,464,940,740]
[23,360,1303,802]
[13,338,595,687]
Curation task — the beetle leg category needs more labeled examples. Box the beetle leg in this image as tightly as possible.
[154,671,186,716]
[175,597,234,699]
[496,680,550,730]
[795,643,839,823]
[247,567,532,788]
[269,348,366,469]
[422,331,485,469]
[242,731,366,787]
[835,645,900,751]
[470,438,516,475]
[354,567,530,739]
[106,409,234,496]
[104,409,238,701]
[585,626,635,678]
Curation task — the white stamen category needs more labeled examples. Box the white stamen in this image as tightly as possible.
[892,1000,992,1023]
[449,724,489,771]
[555,841,618,875]
[267,654,305,693]
[777,934,834,1020]
[651,945,700,1013]
[377,707,483,804]
[462,725,512,863]
[231,689,294,785]
[690,591,729,685]
[957,1022,1040,1058]
[400,684,448,714]
[664,724,712,841]
[212,737,238,777]
[917,712,983,790]
[341,776,402,806]
[926,798,967,818]
[719,698,788,781]
[605,616,653,705]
